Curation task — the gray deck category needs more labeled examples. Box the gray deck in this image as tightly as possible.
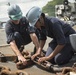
[0,28,76,75]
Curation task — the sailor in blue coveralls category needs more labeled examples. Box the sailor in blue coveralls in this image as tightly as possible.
[5,5,41,65]
[26,6,76,65]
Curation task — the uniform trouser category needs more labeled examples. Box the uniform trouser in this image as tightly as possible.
[14,32,31,52]
[45,40,74,65]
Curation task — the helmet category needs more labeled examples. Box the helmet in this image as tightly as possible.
[8,4,22,20]
[26,6,42,27]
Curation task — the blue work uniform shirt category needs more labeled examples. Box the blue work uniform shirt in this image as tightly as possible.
[38,17,75,45]
[5,17,36,44]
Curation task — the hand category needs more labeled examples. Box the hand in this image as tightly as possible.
[31,52,40,60]
[38,57,47,63]
[18,55,27,65]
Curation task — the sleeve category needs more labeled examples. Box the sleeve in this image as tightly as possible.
[5,22,15,44]
[28,26,36,33]
[37,28,47,40]
[40,29,47,40]
[22,17,36,34]
[52,21,66,45]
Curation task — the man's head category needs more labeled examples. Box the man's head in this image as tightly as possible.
[26,6,45,28]
[8,4,22,24]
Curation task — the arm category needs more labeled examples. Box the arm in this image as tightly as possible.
[30,33,41,54]
[30,33,40,50]
[10,40,22,56]
[5,23,27,65]
[10,40,27,65]
[30,33,46,53]
[38,44,65,62]
[30,33,46,59]
[40,40,46,50]
[46,20,66,60]
[28,25,46,58]
[46,44,65,60]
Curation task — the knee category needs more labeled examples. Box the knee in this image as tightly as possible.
[54,54,65,65]
[54,54,69,65]
[14,32,22,39]
[14,32,20,37]
[55,57,63,65]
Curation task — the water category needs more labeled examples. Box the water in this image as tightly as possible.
[0,0,51,22]
[0,0,52,28]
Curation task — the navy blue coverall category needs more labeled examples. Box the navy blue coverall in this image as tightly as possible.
[5,17,35,52]
[37,17,75,65]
